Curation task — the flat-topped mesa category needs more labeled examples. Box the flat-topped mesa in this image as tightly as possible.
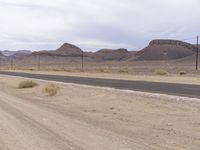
[150,39,195,50]
[136,39,196,61]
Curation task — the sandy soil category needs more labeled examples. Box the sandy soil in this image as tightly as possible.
[0,75,200,150]
[3,70,200,85]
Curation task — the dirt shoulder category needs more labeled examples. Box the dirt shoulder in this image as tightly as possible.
[2,70,200,85]
[0,75,200,150]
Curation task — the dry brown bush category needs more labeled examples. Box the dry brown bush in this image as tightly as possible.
[44,84,60,96]
[155,69,169,76]
[18,81,38,89]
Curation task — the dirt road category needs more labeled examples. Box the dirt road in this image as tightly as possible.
[0,75,200,150]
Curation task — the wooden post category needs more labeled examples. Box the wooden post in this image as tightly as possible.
[81,51,84,72]
[196,36,199,70]
[38,55,41,70]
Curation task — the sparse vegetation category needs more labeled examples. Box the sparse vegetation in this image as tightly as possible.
[100,69,109,73]
[179,71,187,76]
[119,68,129,74]
[110,107,115,110]
[52,68,66,72]
[44,84,60,96]
[26,68,36,71]
[155,69,169,76]
[18,80,38,88]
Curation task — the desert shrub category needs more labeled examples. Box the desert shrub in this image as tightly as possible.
[44,84,60,96]
[155,69,169,76]
[119,68,129,74]
[26,68,36,71]
[100,69,109,73]
[18,80,38,89]
[179,71,187,75]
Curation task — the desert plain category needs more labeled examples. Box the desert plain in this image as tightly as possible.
[0,75,199,150]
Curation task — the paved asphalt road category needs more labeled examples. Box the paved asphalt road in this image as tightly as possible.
[0,71,200,98]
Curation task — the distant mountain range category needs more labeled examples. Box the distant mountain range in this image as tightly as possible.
[1,50,32,57]
[0,39,197,62]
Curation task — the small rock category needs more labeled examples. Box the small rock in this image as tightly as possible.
[167,123,173,126]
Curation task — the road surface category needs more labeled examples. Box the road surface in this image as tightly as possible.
[0,71,200,98]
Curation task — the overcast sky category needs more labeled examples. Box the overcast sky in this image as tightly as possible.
[0,0,199,51]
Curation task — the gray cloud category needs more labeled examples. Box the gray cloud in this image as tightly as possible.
[0,0,199,51]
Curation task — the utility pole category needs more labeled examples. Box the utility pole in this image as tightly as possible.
[38,55,41,70]
[81,51,84,72]
[196,35,199,70]
[11,58,13,70]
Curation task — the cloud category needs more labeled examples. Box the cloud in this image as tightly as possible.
[0,0,199,51]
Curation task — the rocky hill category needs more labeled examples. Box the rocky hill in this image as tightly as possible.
[32,43,83,57]
[92,48,131,61]
[0,51,4,57]
[136,40,195,60]
[0,51,7,62]
[2,40,198,65]
[56,43,83,56]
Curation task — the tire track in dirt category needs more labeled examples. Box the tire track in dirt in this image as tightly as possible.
[0,91,144,150]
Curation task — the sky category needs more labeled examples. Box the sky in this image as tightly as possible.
[0,0,199,51]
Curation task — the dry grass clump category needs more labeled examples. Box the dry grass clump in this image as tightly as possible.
[18,80,38,89]
[119,68,129,74]
[155,69,169,76]
[179,71,187,75]
[44,84,60,96]
[99,69,109,73]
